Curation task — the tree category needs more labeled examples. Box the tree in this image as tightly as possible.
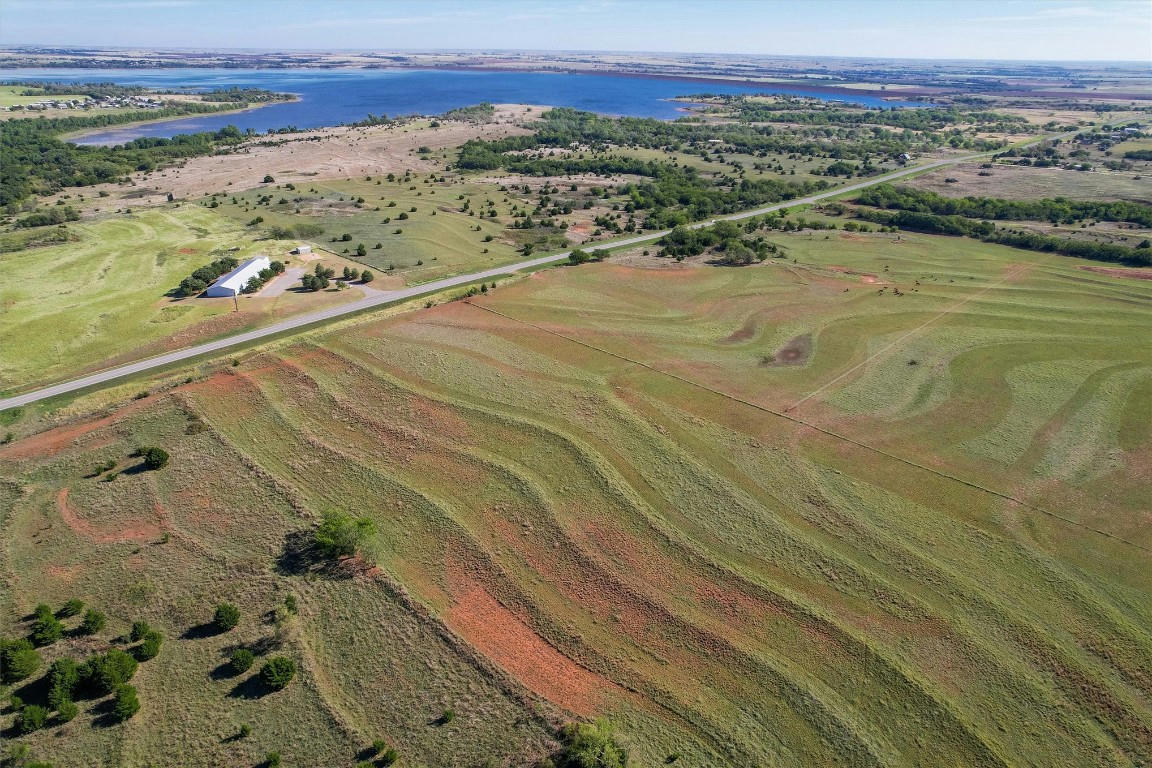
[133,446,169,470]
[80,648,138,694]
[214,603,240,632]
[79,609,106,635]
[360,269,374,284]
[112,684,140,721]
[263,175,275,183]
[47,658,80,707]
[30,611,63,646]
[135,630,163,661]
[0,637,41,683]
[259,657,296,690]
[16,704,49,734]
[130,620,152,642]
[56,698,78,723]
[58,598,85,618]
[230,648,255,674]
[313,510,375,559]
[355,243,367,258]
[554,720,629,768]
[343,266,360,281]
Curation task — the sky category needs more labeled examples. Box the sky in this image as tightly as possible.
[1,0,1150,62]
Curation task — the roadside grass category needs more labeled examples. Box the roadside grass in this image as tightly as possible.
[3,229,1149,766]
[908,161,1152,201]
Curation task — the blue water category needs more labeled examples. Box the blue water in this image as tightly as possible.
[0,67,925,145]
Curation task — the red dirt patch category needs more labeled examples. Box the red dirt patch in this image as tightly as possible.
[0,403,145,461]
[56,487,166,544]
[177,247,197,254]
[763,334,812,366]
[444,574,611,717]
[1079,265,1152,281]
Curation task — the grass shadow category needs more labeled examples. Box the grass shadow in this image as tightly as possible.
[228,675,272,700]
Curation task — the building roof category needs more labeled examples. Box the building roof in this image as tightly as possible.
[210,256,271,293]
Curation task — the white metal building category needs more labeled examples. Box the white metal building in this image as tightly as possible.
[205,256,272,298]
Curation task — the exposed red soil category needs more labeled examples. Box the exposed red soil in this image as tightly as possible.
[764,334,813,366]
[1078,265,1152,281]
[0,402,144,460]
[444,571,611,717]
[55,488,167,544]
[177,247,197,254]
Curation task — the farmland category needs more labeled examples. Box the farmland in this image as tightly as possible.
[3,227,1149,766]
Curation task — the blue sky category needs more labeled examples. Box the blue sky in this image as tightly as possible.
[2,0,1150,62]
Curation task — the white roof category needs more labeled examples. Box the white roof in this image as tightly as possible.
[211,256,271,292]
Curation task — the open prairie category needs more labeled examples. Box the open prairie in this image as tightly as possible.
[3,228,1149,767]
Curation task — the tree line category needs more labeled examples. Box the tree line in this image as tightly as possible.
[856,184,1152,227]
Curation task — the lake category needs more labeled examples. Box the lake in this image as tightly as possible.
[0,68,925,145]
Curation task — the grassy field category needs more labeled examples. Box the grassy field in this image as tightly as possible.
[909,162,1152,202]
[0,206,377,394]
[2,227,1149,767]
[0,85,86,107]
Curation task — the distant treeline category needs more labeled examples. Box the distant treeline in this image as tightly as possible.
[0,107,259,208]
[699,96,1029,133]
[851,190,1152,266]
[856,184,1152,226]
[443,102,495,121]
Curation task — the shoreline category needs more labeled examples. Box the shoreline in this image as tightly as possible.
[61,95,298,144]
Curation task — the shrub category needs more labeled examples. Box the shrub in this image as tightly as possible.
[360,269,374,283]
[239,723,252,738]
[135,630,163,661]
[230,647,255,674]
[58,598,85,618]
[47,658,80,705]
[133,446,169,470]
[214,603,240,631]
[371,739,388,754]
[30,612,63,646]
[112,683,140,721]
[554,719,629,768]
[379,748,399,766]
[266,753,282,768]
[56,698,78,723]
[80,648,138,694]
[259,656,296,690]
[16,704,49,734]
[0,637,41,683]
[130,620,152,642]
[263,175,275,183]
[313,510,375,559]
[79,609,106,635]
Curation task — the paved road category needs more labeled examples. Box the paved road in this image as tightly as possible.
[0,146,1053,411]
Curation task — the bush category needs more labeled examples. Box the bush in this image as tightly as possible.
[80,648,138,695]
[47,658,80,706]
[79,609,106,635]
[133,446,169,470]
[214,603,240,631]
[259,656,296,690]
[360,269,374,283]
[112,683,140,721]
[230,647,255,674]
[554,720,629,768]
[30,612,63,646]
[130,620,152,642]
[16,704,49,734]
[239,723,252,738]
[313,510,375,559]
[266,753,282,768]
[58,598,85,618]
[379,748,399,766]
[0,637,41,683]
[135,630,163,661]
[263,175,275,183]
[56,698,78,723]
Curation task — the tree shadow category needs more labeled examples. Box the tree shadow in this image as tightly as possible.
[90,696,121,729]
[275,528,356,580]
[228,675,272,700]
[182,622,226,640]
[211,661,242,681]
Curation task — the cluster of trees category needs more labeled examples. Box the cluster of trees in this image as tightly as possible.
[852,198,1152,266]
[1124,150,1152,161]
[300,263,336,291]
[2,599,163,735]
[659,220,781,265]
[567,248,603,265]
[712,96,1028,133]
[1,113,250,208]
[241,260,286,293]
[443,102,496,122]
[13,206,79,229]
[856,184,1152,226]
[542,719,629,768]
[176,255,239,297]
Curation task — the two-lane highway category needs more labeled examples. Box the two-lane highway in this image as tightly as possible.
[0,143,1058,412]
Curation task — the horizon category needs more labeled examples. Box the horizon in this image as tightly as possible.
[1,0,1150,63]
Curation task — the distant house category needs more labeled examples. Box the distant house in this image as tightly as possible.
[292,244,312,255]
[205,256,271,297]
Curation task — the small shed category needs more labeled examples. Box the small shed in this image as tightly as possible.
[293,244,312,255]
[205,256,272,298]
